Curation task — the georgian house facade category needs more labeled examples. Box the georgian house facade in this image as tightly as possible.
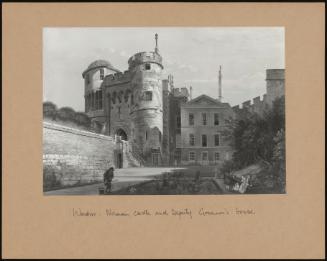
[180,95,235,166]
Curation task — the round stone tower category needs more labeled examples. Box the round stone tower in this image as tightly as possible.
[128,34,164,165]
[82,60,120,130]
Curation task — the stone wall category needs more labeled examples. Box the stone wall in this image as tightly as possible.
[232,95,269,120]
[43,121,115,191]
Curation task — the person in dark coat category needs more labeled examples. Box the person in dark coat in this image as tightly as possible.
[104,167,114,194]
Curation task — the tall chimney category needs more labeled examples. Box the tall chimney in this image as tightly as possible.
[218,65,222,101]
[189,86,193,100]
[154,33,159,53]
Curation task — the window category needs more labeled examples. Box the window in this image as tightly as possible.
[91,92,95,109]
[145,63,151,70]
[118,107,121,119]
[95,91,99,110]
[214,134,220,146]
[202,135,207,147]
[118,91,123,103]
[144,91,152,101]
[215,152,220,161]
[189,134,195,146]
[202,113,207,125]
[100,68,104,80]
[99,90,102,109]
[145,131,148,140]
[214,113,219,125]
[189,113,194,126]
[202,152,208,161]
[112,92,116,104]
[85,96,88,112]
[95,90,102,110]
[189,152,195,161]
[176,115,181,128]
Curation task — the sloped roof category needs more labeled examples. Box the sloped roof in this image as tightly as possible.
[82,59,120,78]
[183,94,231,108]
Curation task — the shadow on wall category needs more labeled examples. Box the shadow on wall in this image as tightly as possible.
[43,122,115,192]
[43,161,101,192]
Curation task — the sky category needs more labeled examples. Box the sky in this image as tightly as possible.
[43,27,284,111]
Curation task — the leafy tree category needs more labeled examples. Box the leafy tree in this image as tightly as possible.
[74,112,91,128]
[43,101,57,120]
[57,107,76,122]
[272,129,286,193]
[221,96,285,192]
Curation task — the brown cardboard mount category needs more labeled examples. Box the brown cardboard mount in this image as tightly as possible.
[2,3,325,259]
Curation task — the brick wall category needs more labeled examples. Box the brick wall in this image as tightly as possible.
[43,121,115,191]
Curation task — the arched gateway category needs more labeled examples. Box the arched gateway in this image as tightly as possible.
[115,128,128,141]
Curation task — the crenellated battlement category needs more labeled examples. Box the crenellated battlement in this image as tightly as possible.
[128,51,163,69]
[233,94,269,118]
[233,68,284,120]
[103,70,132,86]
[172,87,189,98]
[266,69,285,80]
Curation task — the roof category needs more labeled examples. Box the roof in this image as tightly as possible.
[82,59,120,78]
[182,94,231,108]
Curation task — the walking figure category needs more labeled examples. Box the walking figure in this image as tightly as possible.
[104,167,114,194]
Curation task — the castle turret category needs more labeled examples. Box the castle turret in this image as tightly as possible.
[128,34,164,165]
[266,69,285,106]
[82,60,120,130]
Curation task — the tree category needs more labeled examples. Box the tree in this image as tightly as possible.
[74,112,91,128]
[272,129,286,193]
[57,107,76,122]
[221,96,286,192]
[43,101,57,120]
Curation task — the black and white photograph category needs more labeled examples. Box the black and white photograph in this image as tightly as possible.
[43,27,285,195]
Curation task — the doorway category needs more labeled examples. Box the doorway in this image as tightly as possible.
[115,128,128,141]
[152,153,160,166]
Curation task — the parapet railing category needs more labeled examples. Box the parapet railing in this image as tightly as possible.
[128,141,146,167]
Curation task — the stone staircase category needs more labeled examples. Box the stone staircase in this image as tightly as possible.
[121,140,145,168]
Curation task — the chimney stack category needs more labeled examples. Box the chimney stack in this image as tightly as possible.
[154,33,159,53]
[218,65,222,101]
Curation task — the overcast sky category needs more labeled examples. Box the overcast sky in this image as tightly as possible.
[43,27,284,111]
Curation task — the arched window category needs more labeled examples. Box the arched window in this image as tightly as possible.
[99,90,103,109]
[88,93,92,111]
[100,68,104,80]
[91,92,95,110]
[95,91,99,110]
[107,94,111,112]
[124,90,130,103]
[112,92,116,104]
[118,91,123,103]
